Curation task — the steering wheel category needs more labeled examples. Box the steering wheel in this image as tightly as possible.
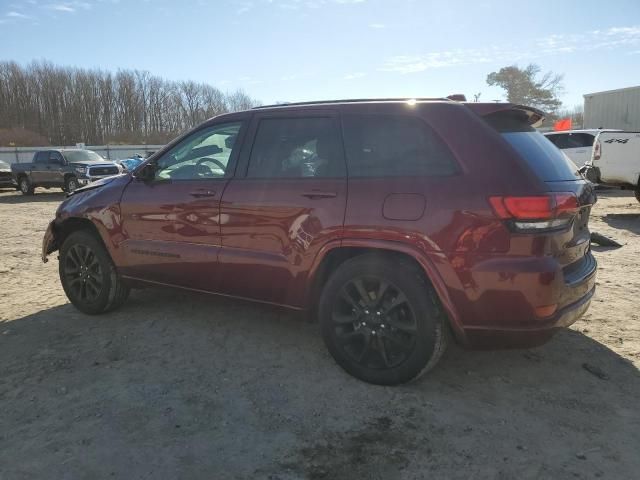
[196,157,226,173]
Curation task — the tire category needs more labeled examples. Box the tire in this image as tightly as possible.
[319,254,448,385]
[18,176,34,195]
[65,176,79,193]
[59,230,130,315]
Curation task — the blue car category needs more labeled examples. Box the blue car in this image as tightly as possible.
[117,156,144,172]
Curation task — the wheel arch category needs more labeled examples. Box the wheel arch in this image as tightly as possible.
[51,216,108,257]
[306,240,465,341]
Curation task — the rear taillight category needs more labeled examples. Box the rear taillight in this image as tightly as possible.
[594,140,601,160]
[489,193,579,231]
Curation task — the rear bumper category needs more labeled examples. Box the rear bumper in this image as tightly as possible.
[462,284,595,348]
[447,252,597,349]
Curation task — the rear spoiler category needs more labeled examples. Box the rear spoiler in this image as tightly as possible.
[464,103,546,128]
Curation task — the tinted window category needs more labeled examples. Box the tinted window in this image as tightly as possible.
[503,132,581,181]
[49,151,64,164]
[341,115,457,177]
[547,133,594,149]
[35,151,49,163]
[156,122,242,180]
[248,117,344,178]
[545,134,565,147]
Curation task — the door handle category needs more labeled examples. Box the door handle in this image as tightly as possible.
[301,191,337,199]
[189,190,216,198]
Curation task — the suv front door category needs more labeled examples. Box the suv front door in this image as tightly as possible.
[31,151,50,184]
[118,119,246,291]
[218,111,348,307]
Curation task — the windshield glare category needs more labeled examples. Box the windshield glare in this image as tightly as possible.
[63,150,104,163]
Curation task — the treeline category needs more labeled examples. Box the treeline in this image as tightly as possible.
[0,61,260,146]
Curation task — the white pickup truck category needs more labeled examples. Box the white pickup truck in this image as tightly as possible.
[582,131,640,202]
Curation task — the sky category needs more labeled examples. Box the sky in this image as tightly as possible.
[1,0,639,108]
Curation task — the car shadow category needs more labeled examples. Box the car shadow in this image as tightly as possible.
[0,190,66,204]
[603,213,640,235]
[1,290,639,479]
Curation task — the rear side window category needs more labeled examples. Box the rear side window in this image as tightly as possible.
[341,115,457,177]
[35,151,48,163]
[247,117,345,178]
[503,133,581,181]
[485,111,581,181]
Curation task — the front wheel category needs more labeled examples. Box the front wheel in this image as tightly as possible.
[59,230,130,314]
[65,176,79,193]
[19,176,34,195]
[319,254,448,385]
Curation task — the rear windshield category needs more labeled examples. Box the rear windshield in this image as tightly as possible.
[484,110,581,181]
[546,132,594,149]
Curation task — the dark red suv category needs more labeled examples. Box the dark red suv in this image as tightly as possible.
[42,99,597,385]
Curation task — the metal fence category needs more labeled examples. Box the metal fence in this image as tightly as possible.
[0,145,164,164]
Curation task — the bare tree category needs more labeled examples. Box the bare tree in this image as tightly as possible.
[486,64,564,114]
[0,61,261,146]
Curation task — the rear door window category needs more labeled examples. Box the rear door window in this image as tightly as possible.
[247,117,345,178]
[341,114,457,177]
[35,151,49,163]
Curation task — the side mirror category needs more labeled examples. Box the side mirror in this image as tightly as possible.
[135,162,156,181]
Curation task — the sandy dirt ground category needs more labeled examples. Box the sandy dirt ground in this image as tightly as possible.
[0,188,638,480]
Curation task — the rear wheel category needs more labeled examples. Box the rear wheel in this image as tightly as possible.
[59,230,130,314]
[19,176,34,195]
[319,254,448,385]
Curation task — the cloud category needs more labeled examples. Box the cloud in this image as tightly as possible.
[50,4,75,11]
[45,1,92,13]
[368,23,385,29]
[6,11,30,18]
[344,72,366,80]
[237,0,366,13]
[380,26,640,74]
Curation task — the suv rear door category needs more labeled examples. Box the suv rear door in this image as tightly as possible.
[218,110,347,307]
[486,110,597,283]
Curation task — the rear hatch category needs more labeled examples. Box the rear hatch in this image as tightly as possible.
[479,106,597,283]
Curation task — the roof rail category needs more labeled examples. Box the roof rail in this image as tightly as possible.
[252,97,453,109]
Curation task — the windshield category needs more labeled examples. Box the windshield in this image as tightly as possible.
[63,150,104,163]
[502,132,581,181]
[0,160,9,169]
